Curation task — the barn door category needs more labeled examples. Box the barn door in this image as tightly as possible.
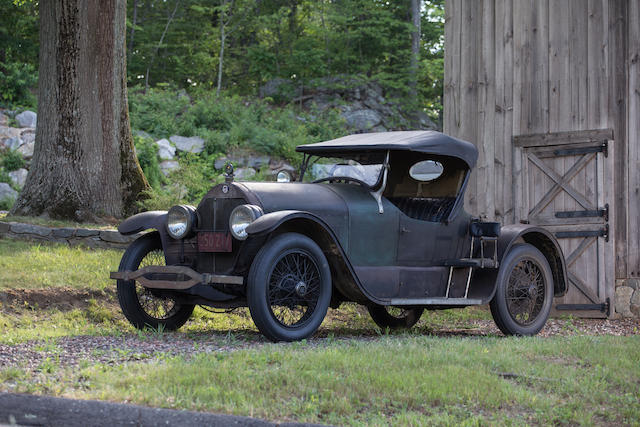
[514,130,615,318]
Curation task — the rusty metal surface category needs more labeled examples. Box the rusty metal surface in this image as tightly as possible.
[110,265,243,289]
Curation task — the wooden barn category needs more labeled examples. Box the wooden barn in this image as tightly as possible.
[443,0,639,317]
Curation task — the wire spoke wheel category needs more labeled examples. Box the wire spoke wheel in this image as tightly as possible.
[134,249,180,321]
[506,259,545,326]
[116,232,194,331]
[267,250,321,328]
[367,305,424,330]
[489,243,554,336]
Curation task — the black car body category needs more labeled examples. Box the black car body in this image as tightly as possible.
[111,131,568,341]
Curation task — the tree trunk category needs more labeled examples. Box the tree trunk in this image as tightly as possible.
[409,0,421,99]
[128,0,138,54]
[216,2,227,97]
[11,0,149,221]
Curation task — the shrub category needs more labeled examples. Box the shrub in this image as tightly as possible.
[133,135,164,189]
[2,150,25,172]
[0,62,37,108]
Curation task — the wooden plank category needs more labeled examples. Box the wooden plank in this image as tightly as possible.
[494,0,506,221]
[529,0,549,133]
[500,0,514,222]
[548,0,571,132]
[609,0,628,279]
[459,0,480,216]
[587,0,609,128]
[569,0,589,129]
[443,0,460,135]
[512,1,527,223]
[477,0,495,220]
[513,129,614,147]
[628,0,640,277]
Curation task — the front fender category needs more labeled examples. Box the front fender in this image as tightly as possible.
[118,211,167,235]
[245,210,321,236]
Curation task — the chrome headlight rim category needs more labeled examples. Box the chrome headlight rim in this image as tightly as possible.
[166,204,196,239]
[229,204,263,240]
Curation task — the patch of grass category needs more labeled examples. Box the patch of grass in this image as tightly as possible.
[0,239,122,290]
[62,335,640,425]
[0,216,115,229]
[0,308,127,345]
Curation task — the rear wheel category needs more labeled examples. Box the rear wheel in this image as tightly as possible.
[489,243,553,336]
[116,232,194,331]
[247,233,332,342]
[368,305,424,330]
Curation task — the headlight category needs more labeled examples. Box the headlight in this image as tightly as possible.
[229,204,263,240]
[166,205,196,239]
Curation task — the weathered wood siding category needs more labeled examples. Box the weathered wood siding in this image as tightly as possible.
[444,0,639,280]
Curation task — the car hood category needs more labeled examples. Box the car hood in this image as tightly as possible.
[238,181,350,216]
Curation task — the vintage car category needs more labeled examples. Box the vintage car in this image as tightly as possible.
[111,131,568,342]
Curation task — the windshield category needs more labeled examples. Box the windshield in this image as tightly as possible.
[303,155,384,187]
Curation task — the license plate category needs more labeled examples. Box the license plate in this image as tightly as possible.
[197,232,232,252]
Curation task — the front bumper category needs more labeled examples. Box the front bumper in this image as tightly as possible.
[110,266,244,289]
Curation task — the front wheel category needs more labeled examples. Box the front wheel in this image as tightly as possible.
[368,305,424,330]
[247,233,332,342]
[489,243,554,336]
[116,232,194,331]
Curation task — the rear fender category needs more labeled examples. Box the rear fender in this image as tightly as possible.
[474,224,568,301]
[244,210,372,304]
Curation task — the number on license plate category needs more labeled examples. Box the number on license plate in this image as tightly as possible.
[197,232,232,252]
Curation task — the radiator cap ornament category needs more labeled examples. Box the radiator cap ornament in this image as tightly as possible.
[224,162,235,183]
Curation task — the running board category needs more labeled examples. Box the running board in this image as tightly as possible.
[389,298,483,306]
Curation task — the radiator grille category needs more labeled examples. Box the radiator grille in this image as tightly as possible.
[195,196,245,274]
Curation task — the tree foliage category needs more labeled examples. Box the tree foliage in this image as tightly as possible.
[1,1,445,117]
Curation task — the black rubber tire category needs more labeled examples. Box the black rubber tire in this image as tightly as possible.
[247,233,332,342]
[489,243,554,336]
[367,306,424,330]
[116,232,194,331]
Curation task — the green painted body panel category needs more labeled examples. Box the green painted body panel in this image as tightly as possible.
[325,184,399,266]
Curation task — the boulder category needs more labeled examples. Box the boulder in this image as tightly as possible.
[0,113,7,126]
[0,127,21,140]
[20,130,35,144]
[615,286,634,317]
[0,183,18,201]
[15,111,37,128]
[3,137,22,150]
[342,109,382,131]
[10,223,51,237]
[214,156,229,170]
[17,140,35,159]
[155,138,176,160]
[247,155,271,169]
[169,135,204,154]
[631,289,640,317]
[259,78,290,98]
[134,130,153,140]
[416,110,438,130]
[8,168,28,188]
[234,167,256,180]
[160,160,180,176]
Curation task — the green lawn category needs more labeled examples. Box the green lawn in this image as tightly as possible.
[1,238,639,425]
[0,239,121,290]
[4,335,638,426]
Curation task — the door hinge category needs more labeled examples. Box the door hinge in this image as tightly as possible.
[555,224,609,242]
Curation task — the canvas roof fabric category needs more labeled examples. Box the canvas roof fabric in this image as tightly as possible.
[296,131,478,168]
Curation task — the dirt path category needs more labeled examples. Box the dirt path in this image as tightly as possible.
[0,288,638,372]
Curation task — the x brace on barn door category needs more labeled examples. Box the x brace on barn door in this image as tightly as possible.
[527,140,610,315]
